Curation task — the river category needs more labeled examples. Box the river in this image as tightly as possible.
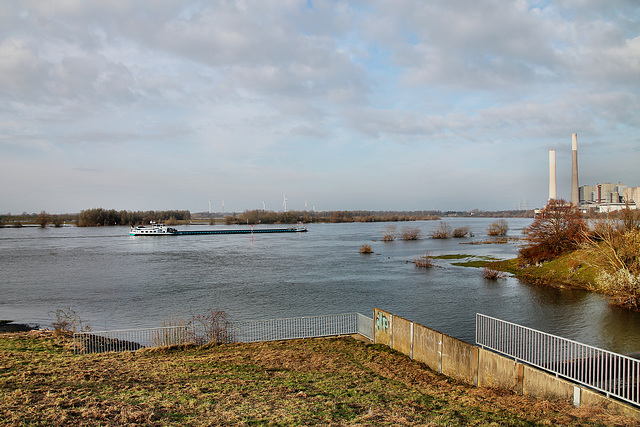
[2,218,640,354]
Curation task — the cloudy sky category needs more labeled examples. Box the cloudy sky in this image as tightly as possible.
[1,1,639,214]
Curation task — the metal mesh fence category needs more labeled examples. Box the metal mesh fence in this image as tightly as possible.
[476,313,640,406]
[74,312,373,355]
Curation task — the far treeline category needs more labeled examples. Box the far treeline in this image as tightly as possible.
[0,209,191,227]
[221,209,535,224]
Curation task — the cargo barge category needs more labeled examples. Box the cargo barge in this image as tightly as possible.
[130,222,307,236]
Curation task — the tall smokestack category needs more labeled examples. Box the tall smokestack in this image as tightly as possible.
[549,149,557,202]
[571,133,579,205]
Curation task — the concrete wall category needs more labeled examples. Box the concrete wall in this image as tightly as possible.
[413,323,442,373]
[392,314,413,357]
[441,333,478,385]
[373,308,392,347]
[522,365,574,401]
[478,348,523,391]
[373,308,640,421]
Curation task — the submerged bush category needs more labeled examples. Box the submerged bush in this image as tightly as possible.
[401,226,421,240]
[453,226,471,238]
[359,244,373,254]
[487,219,509,236]
[382,225,396,242]
[431,222,452,239]
[483,267,506,280]
[414,253,433,268]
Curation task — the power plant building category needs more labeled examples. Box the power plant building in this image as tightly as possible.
[579,182,639,212]
[546,133,637,212]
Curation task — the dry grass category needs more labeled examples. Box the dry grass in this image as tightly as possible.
[1,332,637,426]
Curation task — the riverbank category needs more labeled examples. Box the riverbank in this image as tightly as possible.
[491,249,598,290]
[0,333,636,426]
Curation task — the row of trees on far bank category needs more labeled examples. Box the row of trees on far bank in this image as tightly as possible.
[0,209,192,227]
[77,208,191,226]
[225,210,442,225]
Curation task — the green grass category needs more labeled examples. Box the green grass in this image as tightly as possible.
[0,333,632,426]
[491,250,599,291]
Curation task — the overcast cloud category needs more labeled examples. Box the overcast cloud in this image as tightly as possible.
[1,0,639,213]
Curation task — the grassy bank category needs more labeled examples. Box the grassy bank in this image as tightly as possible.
[1,332,635,426]
[490,250,599,291]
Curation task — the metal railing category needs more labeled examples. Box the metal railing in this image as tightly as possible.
[476,313,640,406]
[74,312,373,354]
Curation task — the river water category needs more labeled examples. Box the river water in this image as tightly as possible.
[2,218,640,354]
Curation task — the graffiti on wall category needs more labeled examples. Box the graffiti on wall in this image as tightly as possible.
[375,311,389,333]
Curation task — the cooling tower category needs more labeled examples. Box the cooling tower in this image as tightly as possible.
[549,149,556,201]
[571,133,579,205]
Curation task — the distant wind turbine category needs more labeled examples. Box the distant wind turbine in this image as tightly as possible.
[263,201,266,212]
[282,195,287,212]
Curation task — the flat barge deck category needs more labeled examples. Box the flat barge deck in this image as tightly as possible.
[174,227,306,235]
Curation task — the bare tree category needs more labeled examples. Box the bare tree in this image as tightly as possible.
[36,211,49,228]
[519,199,586,264]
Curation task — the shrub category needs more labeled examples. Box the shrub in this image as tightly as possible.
[487,219,509,236]
[50,308,90,337]
[382,225,396,242]
[596,270,640,309]
[191,309,235,345]
[401,226,421,240]
[37,211,49,228]
[483,267,506,280]
[453,226,471,238]
[153,310,235,347]
[360,244,373,254]
[582,219,640,307]
[519,199,586,264]
[414,253,433,268]
[430,222,452,239]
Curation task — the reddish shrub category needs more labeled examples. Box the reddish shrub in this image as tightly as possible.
[519,199,586,264]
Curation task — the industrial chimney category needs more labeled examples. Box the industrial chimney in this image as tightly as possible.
[571,133,579,205]
[549,149,557,201]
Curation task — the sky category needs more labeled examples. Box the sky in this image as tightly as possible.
[1,0,639,214]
